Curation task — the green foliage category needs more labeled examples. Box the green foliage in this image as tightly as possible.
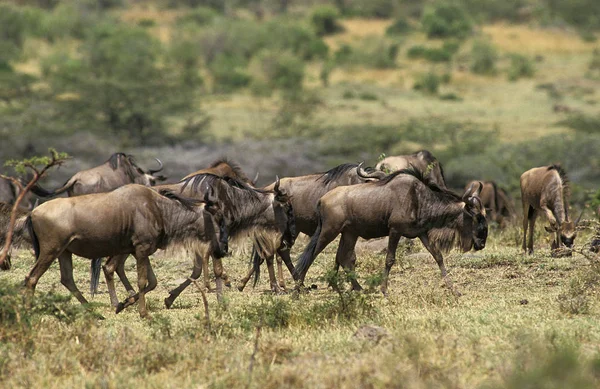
[454,0,529,23]
[341,0,396,18]
[264,19,328,60]
[323,269,377,320]
[413,71,441,94]
[587,49,600,79]
[439,92,463,101]
[4,148,70,175]
[470,39,498,75]
[176,6,218,26]
[543,0,600,31]
[251,50,305,91]
[386,17,412,36]
[334,38,399,69]
[310,5,343,36]
[238,296,291,330]
[210,54,252,93]
[359,91,378,101]
[421,3,473,39]
[407,40,460,62]
[41,1,106,41]
[0,5,26,66]
[166,0,225,12]
[558,113,600,134]
[507,53,535,81]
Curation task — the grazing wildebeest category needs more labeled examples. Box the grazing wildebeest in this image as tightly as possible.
[237,162,386,292]
[294,169,488,295]
[30,152,166,295]
[520,165,580,255]
[0,176,33,210]
[376,150,447,189]
[465,180,516,228]
[157,173,295,306]
[24,184,228,318]
[0,203,30,270]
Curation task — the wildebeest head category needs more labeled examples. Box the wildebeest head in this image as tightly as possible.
[545,211,582,251]
[462,182,488,251]
[273,176,296,249]
[140,157,167,186]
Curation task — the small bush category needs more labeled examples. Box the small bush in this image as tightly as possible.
[557,113,600,134]
[470,39,498,75]
[311,5,343,36]
[335,38,399,69]
[137,18,156,28]
[413,71,441,94]
[385,17,411,35]
[176,7,217,26]
[342,90,356,99]
[359,91,378,101]
[508,53,535,81]
[342,0,395,18]
[421,3,472,39]
[0,5,26,65]
[209,54,252,93]
[439,92,462,101]
[251,50,305,91]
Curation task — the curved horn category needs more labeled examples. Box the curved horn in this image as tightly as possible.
[274,175,281,193]
[253,171,259,185]
[357,162,387,180]
[575,209,584,225]
[473,181,483,197]
[148,158,164,175]
[462,182,475,201]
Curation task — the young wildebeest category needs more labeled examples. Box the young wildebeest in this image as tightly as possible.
[465,180,516,228]
[376,150,447,189]
[159,173,295,306]
[23,184,228,318]
[31,152,167,295]
[520,165,580,255]
[238,162,386,292]
[294,169,488,295]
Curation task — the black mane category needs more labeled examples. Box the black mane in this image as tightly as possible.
[209,158,252,183]
[317,163,359,185]
[158,189,202,211]
[106,153,142,182]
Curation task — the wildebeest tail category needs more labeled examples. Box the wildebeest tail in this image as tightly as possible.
[252,245,262,287]
[90,258,102,297]
[25,215,40,261]
[30,180,74,198]
[294,217,323,280]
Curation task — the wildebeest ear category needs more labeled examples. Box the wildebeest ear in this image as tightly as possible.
[203,187,218,208]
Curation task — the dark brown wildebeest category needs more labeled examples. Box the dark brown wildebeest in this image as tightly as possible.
[238,162,386,292]
[0,203,30,270]
[294,169,488,295]
[24,184,228,318]
[376,150,447,189]
[30,152,166,295]
[152,172,295,306]
[465,180,516,228]
[520,165,580,255]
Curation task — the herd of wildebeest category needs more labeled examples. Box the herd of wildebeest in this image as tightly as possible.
[0,150,585,318]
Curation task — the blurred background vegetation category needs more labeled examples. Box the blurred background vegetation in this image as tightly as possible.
[1,0,600,208]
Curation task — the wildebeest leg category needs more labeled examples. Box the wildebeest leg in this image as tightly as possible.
[164,251,203,309]
[136,255,151,319]
[116,257,158,316]
[381,231,401,295]
[58,251,89,305]
[202,247,211,290]
[297,226,340,286]
[277,246,296,282]
[103,254,129,307]
[23,250,60,297]
[237,256,264,292]
[521,205,529,254]
[213,254,225,301]
[527,210,538,255]
[264,254,282,293]
[336,232,361,291]
[276,254,285,289]
[419,234,461,296]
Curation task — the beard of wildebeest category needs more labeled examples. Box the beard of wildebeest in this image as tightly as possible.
[520,165,579,256]
[293,169,487,296]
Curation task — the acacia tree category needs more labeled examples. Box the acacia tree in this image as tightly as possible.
[0,149,70,270]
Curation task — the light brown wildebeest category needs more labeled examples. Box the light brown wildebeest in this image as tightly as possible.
[23,184,228,318]
[238,162,386,292]
[520,165,580,255]
[152,173,295,306]
[376,150,447,189]
[294,169,487,295]
[30,152,167,295]
[465,180,516,228]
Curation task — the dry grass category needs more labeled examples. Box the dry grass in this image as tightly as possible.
[2,226,600,388]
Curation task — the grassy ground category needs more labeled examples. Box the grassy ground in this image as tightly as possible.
[2,225,600,388]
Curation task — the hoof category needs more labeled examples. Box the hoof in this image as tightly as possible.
[115,302,125,314]
[237,285,245,292]
[164,297,173,309]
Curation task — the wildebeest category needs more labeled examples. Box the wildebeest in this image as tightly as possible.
[376,150,447,189]
[0,176,34,210]
[24,184,228,318]
[294,169,487,295]
[0,203,30,270]
[31,152,166,198]
[237,162,386,292]
[520,165,579,255]
[30,152,166,295]
[465,180,516,228]
[154,172,295,306]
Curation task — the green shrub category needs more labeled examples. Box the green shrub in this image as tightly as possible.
[342,90,356,99]
[588,49,600,79]
[544,0,600,31]
[176,7,218,26]
[342,0,396,18]
[454,0,529,23]
[250,50,304,91]
[507,53,535,81]
[359,91,378,100]
[0,5,26,66]
[470,39,498,75]
[41,1,106,41]
[265,19,329,60]
[310,5,343,36]
[557,113,600,134]
[421,3,472,39]
[138,18,156,28]
[406,44,453,62]
[439,92,462,101]
[413,71,441,94]
[335,38,399,69]
[385,17,412,35]
[166,0,225,12]
[210,54,252,93]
